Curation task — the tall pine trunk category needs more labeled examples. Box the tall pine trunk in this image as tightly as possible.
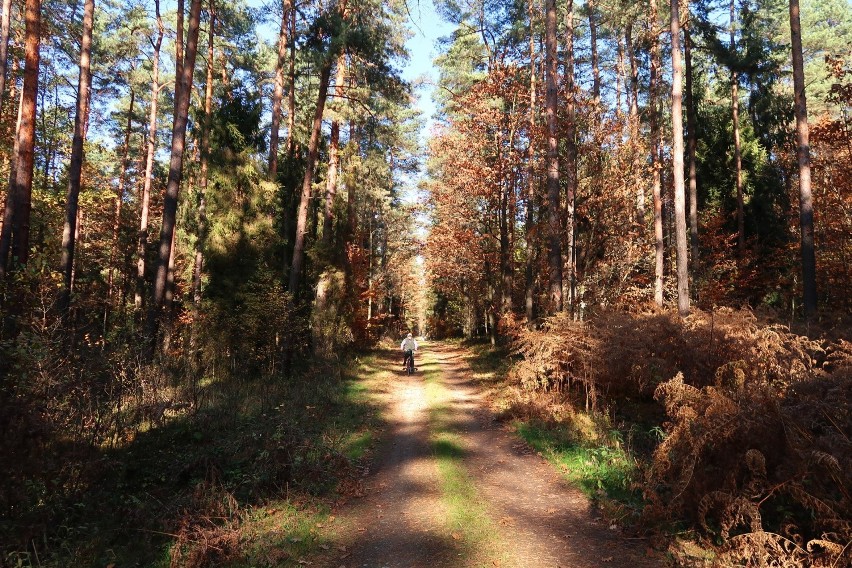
[0,73,23,272]
[670,0,690,316]
[286,0,296,156]
[650,0,664,307]
[269,0,288,179]
[685,21,699,273]
[789,0,817,316]
[588,0,600,107]
[145,0,203,353]
[289,60,332,297]
[0,0,40,280]
[627,23,643,221]
[730,0,744,257]
[564,0,576,315]
[106,89,134,325]
[524,0,537,325]
[0,0,13,118]
[323,53,346,247]
[544,0,562,312]
[59,0,96,315]
[192,0,214,310]
[136,1,164,311]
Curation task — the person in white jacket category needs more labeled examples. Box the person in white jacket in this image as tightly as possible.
[401,333,418,370]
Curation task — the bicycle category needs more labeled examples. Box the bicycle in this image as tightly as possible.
[403,349,415,375]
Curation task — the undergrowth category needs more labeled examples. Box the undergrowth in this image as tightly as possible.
[1,354,381,568]
[495,307,852,567]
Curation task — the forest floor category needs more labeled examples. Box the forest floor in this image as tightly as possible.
[309,342,661,568]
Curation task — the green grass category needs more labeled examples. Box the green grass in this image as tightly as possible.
[460,341,644,519]
[422,362,506,566]
[515,421,640,505]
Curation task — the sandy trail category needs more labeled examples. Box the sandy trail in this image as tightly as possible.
[320,343,660,568]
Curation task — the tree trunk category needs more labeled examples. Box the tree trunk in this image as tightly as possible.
[106,89,134,325]
[670,0,690,316]
[192,0,214,309]
[650,0,664,307]
[685,21,699,273]
[59,0,96,315]
[524,0,537,325]
[289,60,332,297]
[588,0,600,107]
[145,0,203,352]
[564,0,576,315]
[286,0,296,156]
[616,34,624,117]
[789,0,817,316]
[730,0,744,258]
[627,23,643,222]
[269,0,288,179]
[0,0,13,118]
[0,74,23,274]
[544,0,562,313]
[136,0,164,312]
[0,0,40,280]
[176,0,184,81]
[323,53,346,247]
[347,121,357,242]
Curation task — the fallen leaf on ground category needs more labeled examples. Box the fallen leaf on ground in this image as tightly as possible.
[451,532,462,540]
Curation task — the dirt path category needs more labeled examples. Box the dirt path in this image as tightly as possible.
[319,342,660,568]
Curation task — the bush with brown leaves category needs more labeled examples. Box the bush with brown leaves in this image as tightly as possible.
[506,308,852,565]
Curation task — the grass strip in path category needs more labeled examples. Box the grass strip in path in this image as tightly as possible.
[420,347,507,567]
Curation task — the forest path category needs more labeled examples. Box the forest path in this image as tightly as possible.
[315,342,658,568]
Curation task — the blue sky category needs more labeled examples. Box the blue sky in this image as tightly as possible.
[400,0,455,132]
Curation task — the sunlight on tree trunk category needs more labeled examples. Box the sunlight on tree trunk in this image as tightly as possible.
[545,0,562,313]
[671,0,690,316]
[789,0,817,317]
[59,0,96,316]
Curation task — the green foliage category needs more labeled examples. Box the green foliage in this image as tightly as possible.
[516,422,640,505]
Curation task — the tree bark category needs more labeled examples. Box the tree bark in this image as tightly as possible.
[286,0,296,156]
[145,0,203,352]
[106,89,134,324]
[0,0,40,279]
[627,23,643,222]
[588,0,600,107]
[650,0,664,307]
[176,0,184,81]
[136,0,164,312]
[730,0,744,258]
[564,0,576,315]
[670,0,690,316]
[59,0,96,315]
[289,60,332,297]
[685,21,699,273]
[525,0,537,324]
[269,0,288,179]
[0,0,13,118]
[544,0,562,312]
[192,0,214,309]
[323,53,346,247]
[789,0,817,316]
[0,72,23,274]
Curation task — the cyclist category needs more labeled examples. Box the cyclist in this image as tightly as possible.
[400,332,418,372]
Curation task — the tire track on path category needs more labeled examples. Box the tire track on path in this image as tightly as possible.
[320,343,661,568]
